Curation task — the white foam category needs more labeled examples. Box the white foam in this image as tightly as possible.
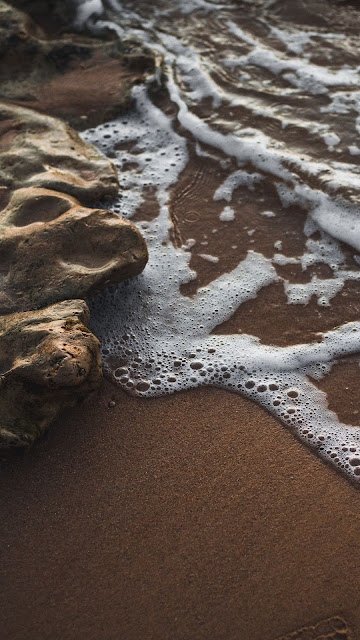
[311,199,360,254]
[268,24,345,57]
[349,145,360,156]
[174,0,227,14]
[268,25,313,55]
[79,0,360,483]
[226,20,257,47]
[214,171,262,202]
[160,34,224,108]
[272,254,299,266]
[226,20,360,96]
[321,131,341,150]
[300,232,345,271]
[284,277,345,307]
[219,206,235,222]
[199,253,219,263]
[74,0,104,28]
[277,183,360,254]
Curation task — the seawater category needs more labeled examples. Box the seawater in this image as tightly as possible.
[77,0,360,482]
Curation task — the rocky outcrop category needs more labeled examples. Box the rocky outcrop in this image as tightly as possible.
[0,102,147,318]
[0,186,148,314]
[0,53,149,450]
[0,102,147,317]
[0,102,119,205]
[0,0,156,130]
[0,299,102,450]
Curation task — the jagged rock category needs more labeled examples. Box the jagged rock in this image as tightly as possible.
[0,1,156,129]
[0,102,119,205]
[0,186,148,314]
[0,299,102,450]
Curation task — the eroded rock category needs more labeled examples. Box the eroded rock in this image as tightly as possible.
[0,102,119,205]
[0,187,148,314]
[0,2,151,452]
[0,299,102,450]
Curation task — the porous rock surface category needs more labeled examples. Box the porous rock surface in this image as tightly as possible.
[0,299,102,450]
[0,186,148,314]
[0,67,149,450]
[0,102,119,205]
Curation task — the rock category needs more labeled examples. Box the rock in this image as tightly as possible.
[0,102,119,205]
[0,103,148,316]
[0,186,148,314]
[5,0,77,33]
[0,2,151,453]
[0,299,102,450]
[0,1,157,129]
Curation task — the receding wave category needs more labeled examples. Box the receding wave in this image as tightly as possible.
[76,0,360,482]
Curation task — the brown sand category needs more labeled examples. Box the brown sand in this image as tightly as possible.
[1,1,360,637]
[1,380,360,640]
[8,51,150,131]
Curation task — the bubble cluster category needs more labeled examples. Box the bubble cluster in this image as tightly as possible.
[80,0,360,484]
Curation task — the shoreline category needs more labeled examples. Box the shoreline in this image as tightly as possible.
[1,1,360,638]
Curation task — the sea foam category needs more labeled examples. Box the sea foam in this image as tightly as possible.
[79,0,360,482]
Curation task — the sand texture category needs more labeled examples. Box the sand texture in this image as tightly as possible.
[1,381,360,639]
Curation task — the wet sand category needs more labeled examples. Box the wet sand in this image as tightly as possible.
[1,381,359,640]
[1,0,360,637]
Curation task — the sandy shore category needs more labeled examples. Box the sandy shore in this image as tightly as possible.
[1,381,359,639]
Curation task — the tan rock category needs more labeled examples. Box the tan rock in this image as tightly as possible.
[0,102,119,205]
[0,4,152,453]
[0,187,148,314]
[0,299,102,450]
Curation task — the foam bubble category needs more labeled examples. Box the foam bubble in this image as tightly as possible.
[219,206,235,222]
[80,0,360,484]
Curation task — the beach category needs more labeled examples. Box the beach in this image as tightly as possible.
[1,0,360,638]
[1,382,359,639]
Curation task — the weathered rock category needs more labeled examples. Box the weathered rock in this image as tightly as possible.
[5,0,77,33]
[0,102,119,205]
[0,1,156,129]
[0,186,148,314]
[0,299,102,450]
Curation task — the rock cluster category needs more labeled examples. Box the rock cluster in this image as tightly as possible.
[0,300,102,449]
[0,4,151,450]
[0,102,119,203]
[0,185,147,315]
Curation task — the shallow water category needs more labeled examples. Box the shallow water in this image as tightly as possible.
[79,0,360,482]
